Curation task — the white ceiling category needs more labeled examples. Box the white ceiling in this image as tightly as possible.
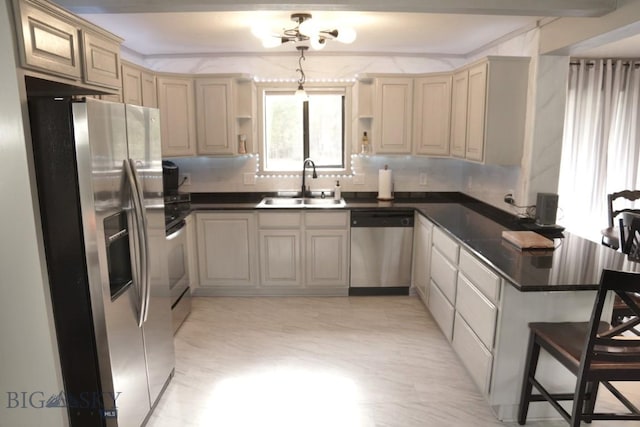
[48,0,640,58]
[78,11,542,57]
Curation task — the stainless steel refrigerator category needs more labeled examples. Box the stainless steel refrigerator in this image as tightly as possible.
[28,97,174,427]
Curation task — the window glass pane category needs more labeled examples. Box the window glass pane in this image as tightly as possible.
[264,94,303,171]
[263,91,344,172]
[308,94,344,167]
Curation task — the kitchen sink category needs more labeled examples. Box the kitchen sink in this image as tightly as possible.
[257,197,346,208]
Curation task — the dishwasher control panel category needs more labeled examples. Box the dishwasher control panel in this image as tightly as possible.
[350,210,415,228]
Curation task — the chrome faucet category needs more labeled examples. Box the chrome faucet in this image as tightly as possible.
[301,158,317,198]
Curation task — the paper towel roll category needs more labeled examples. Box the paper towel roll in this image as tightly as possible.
[378,167,393,200]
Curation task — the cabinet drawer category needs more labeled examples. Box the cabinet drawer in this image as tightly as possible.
[456,273,497,349]
[452,312,493,395]
[459,249,500,303]
[258,212,302,228]
[305,212,349,228]
[433,227,459,264]
[431,247,457,304]
[428,280,454,341]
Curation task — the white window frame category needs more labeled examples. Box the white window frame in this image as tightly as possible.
[256,82,353,176]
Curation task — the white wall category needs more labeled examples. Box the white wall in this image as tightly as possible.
[0,2,67,426]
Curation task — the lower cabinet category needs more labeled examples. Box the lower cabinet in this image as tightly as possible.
[195,212,258,288]
[412,213,433,302]
[194,210,349,295]
[305,212,349,287]
[258,212,303,287]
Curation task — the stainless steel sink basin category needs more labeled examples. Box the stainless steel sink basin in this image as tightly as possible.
[257,197,346,208]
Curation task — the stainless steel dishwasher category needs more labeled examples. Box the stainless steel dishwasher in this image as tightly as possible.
[349,210,414,295]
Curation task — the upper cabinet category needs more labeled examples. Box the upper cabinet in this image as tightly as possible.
[157,76,197,157]
[157,74,256,158]
[122,62,157,108]
[195,77,235,155]
[455,57,530,165]
[373,77,413,154]
[413,74,452,156]
[13,0,122,92]
[450,70,469,159]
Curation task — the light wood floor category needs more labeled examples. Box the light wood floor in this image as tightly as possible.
[145,296,639,427]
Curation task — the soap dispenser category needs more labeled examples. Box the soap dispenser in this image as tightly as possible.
[334,180,341,200]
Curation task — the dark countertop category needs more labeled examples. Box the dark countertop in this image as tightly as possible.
[188,192,640,292]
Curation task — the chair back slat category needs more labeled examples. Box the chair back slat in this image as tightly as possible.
[582,270,640,367]
[607,190,640,228]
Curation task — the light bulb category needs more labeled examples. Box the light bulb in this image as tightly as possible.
[294,84,308,101]
[298,18,320,38]
[336,26,356,44]
[310,36,326,50]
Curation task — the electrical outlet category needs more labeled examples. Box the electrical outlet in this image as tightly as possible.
[419,173,428,186]
[181,173,191,186]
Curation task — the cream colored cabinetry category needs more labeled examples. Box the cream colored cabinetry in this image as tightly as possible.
[452,57,530,164]
[450,69,469,158]
[195,212,258,289]
[413,74,452,156]
[305,212,349,288]
[373,77,413,154]
[258,212,303,287]
[355,78,374,154]
[157,76,197,157]
[425,229,501,397]
[122,63,157,107]
[13,0,122,91]
[81,29,121,90]
[412,213,433,302]
[452,249,501,396]
[428,227,460,341]
[195,77,235,155]
[257,211,350,290]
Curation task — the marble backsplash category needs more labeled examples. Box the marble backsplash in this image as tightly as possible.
[169,154,520,213]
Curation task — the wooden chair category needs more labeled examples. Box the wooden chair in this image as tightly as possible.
[601,190,640,249]
[518,269,640,426]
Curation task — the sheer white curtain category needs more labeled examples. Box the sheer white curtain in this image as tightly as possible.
[558,59,640,242]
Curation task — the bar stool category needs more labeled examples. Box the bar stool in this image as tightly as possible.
[518,269,640,426]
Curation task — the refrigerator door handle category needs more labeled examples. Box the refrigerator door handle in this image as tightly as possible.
[124,159,147,327]
[129,159,151,323]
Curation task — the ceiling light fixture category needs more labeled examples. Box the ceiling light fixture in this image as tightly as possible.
[294,46,309,101]
[252,13,356,50]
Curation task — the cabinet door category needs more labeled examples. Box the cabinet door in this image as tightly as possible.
[16,0,81,80]
[374,77,413,154]
[305,229,349,287]
[195,78,235,155]
[413,75,451,156]
[141,71,157,108]
[466,63,488,162]
[450,70,468,158]
[122,64,142,105]
[259,230,302,287]
[196,213,257,287]
[157,76,196,157]
[412,214,433,302]
[81,29,121,89]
